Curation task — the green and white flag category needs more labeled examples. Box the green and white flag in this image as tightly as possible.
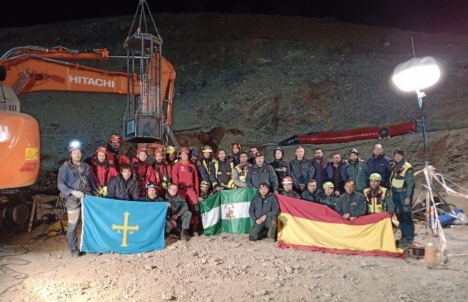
[200,188,257,236]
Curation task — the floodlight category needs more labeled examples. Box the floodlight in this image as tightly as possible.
[392,56,440,92]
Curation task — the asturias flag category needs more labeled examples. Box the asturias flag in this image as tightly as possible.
[201,188,257,236]
[80,195,167,254]
[277,194,405,258]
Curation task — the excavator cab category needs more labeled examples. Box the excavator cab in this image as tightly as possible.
[0,66,40,231]
[0,66,39,188]
[0,66,21,112]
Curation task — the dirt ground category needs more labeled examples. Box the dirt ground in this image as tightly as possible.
[1,207,468,302]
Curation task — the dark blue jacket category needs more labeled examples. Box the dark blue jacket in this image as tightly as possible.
[249,192,279,220]
[326,162,348,193]
[289,158,315,187]
[301,189,324,203]
[246,164,279,191]
[312,158,330,188]
[139,195,163,202]
[270,159,290,186]
[57,161,95,196]
[367,153,392,188]
[107,175,140,201]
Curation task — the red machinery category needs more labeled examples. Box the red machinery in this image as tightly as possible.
[278,122,417,146]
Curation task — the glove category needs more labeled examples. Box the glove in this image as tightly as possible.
[71,190,84,198]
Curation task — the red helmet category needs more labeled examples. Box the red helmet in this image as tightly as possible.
[95,146,108,155]
[108,134,122,143]
[230,142,242,150]
[282,176,294,185]
[136,148,148,155]
[179,146,190,155]
[154,148,164,156]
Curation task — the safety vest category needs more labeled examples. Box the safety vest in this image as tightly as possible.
[213,160,234,187]
[363,187,387,213]
[235,163,249,183]
[391,162,412,189]
[202,158,217,174]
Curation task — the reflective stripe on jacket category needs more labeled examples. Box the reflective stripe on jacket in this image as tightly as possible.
[363,187,387,213]
[391,162,412,189]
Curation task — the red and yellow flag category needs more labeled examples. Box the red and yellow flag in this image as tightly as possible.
[277,195,405,258]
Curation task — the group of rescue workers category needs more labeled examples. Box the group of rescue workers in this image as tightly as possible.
[57,134,415,258]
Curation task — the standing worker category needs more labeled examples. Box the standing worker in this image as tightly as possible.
[89,146,118,197]
[346,148,369,194]
[367,144,392,188]
[390,148,415,249]
[172,146,200,235]
[289,146,315,193]
[270,147,290,188]
[210,149,234,192]
[106,134,130,171]
[57,141,96,258]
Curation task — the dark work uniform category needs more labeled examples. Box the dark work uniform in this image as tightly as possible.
[270,159,290,188]
[301,189,324,203]
[319,195,339,211]
[327,162,348,194]
[209,159,233,189]
[248,192,279,240]
[246,164,279,191]
[312,158,330,189]
[335,192,367,217]
[281,190,300,198]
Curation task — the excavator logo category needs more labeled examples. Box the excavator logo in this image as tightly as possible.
[68,75,115,88]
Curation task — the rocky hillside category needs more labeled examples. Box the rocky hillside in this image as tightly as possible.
[1,13,467,195]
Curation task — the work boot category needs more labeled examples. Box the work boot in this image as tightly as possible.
[180,229,189,242]
[397,238,410,250]
[71,250,80,258]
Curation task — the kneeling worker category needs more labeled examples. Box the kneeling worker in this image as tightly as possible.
[139,182,162,201]
[166,183,192,241]
[363,173,395,214]
[336,180,367,221]
[248,182,279,241]
[166,184,192,240]
[318,182,339,210]
[280,176,300,198]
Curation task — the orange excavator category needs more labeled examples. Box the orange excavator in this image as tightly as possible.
[0,44,177,231]
[0,45,176,125]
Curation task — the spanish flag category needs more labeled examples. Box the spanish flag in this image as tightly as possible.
[277,194,405,258]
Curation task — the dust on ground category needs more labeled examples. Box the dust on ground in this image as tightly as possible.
[1,212,468,302]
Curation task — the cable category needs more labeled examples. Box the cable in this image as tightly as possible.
[0,257,30,296]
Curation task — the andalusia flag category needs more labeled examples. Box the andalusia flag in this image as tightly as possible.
[201,188,257,236]
[277,194,405,258]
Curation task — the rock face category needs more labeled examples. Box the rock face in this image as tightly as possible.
[0,13,467,194]
[1,14,468,301]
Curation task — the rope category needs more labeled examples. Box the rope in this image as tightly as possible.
[144,0,161,37]
[126,1,141,40]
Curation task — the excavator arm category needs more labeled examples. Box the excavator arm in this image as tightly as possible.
[0,46,176,124]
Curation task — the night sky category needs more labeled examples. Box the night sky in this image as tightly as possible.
[1,0,467,35]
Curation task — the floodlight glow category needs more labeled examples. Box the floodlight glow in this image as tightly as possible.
[392,56,440,92]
